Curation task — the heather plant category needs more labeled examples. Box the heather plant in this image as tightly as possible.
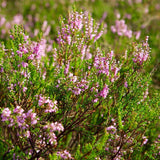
[0,10,160,160]
[0,0,160,83]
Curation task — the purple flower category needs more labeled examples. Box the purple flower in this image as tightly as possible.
[106,125,117,131]
[0,16,5,26]
[14,106,24,114]
[111,19,132,38]
[124,81,128,88]
[38,95,46,106]
[1,108,11,121]
[99,84,109,99]
[45,100,58,113]
[26,109,38,125]
[0,67,4,73]
[44,122,64,133]
[22,62,28,68]
[142,136,148,145]
[133,37,150,65]
[23,87,27,92]
[93,98,99,103]
[50,122,64,132]
[64,62,70,75]
[49,133,57,145]
[16,114,26,127]
[134,31,141,40]
[25,130,30,138]
[57,150,72,159]
[72,87,81,95]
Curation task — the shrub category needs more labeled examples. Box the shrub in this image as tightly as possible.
[0,10,159,160]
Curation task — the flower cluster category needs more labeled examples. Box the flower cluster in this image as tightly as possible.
[133,36,150,65]
[111,20,132,38]
[57,150,73,159]
[94,48,121,82]
[56,10,105,63]
[71,79,89,95]
[38,95,58,113]
[1,106,39,128]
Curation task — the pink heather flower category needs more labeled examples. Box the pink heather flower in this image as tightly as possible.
[99,84,109,99]
[22,62,28,68]
[44,26,51,36]
[125,29,132,38]
[94,30,104,42]
[8,118,14,127]
[23,87,27,92]
[42,20,48,31]
[134,31,141,40]
[1,108,11,121]
[38,95,46,106]
[23,34,29,42]
[107,125,117,131]
[14,106,24,114]
[143,88,149,101]
[116,20,127,36]
[16,50,23,57]
[133,37,150,65]
[32,39,46,60]
[27,39,46,62]
[64,62,70,75]
[94,49,121,81]
[38,95,58,113]
[76,79,89,91]
[111,19,132,38]
[66,35,71,45]
[34,29,39,36]
[124,14,131,19]
[13,14,23,25]
[26,109,38,125]
[45,100,58,113]
[105,147,109,151]
[93,98,99,103]
[57,11,104,61]
[1,1,7,8]
[0,67,4,72]
[107,125,117,134]
[42,71,46,80]
[124,81,128,88]
[100,12,107,24]
[109,51,114,60]
[111,26,116,33]
[69,11,83,31]
[16,114,26,127]
[133,50,149,65]
[142,136,148,145]
[49,122,64,132]
[57,150,72,159]
[0,16,6,26]
[94,55,110,76]
[72,87,81,95]
[25,130,30,138]
[19,45,28,54]
[69,75,77,83]
[28,54,34,60]
[49,132,57,145]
